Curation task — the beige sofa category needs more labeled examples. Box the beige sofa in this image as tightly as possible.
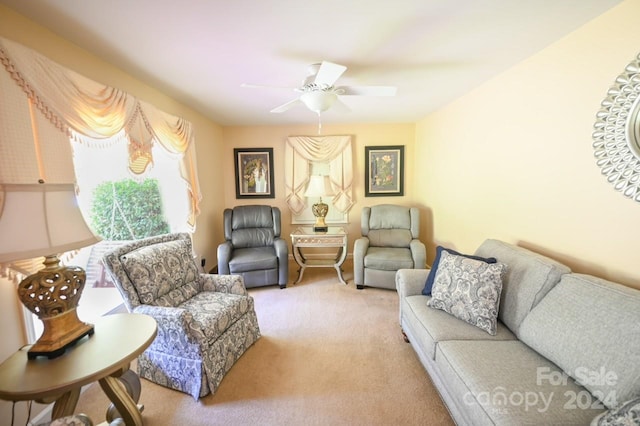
[396,239,640,425]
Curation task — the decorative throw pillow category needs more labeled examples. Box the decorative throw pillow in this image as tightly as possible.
[427,250,506,335]
[422,245,497,295]
[590,397,640,426]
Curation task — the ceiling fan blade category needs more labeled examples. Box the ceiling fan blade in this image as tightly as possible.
[337,85,397,96]
[314,61,347,87]
[332,97,351,113]
[241,83,296,90]
[270,98,302,113]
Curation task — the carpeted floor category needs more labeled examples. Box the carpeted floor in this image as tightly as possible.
[75,260,453,425]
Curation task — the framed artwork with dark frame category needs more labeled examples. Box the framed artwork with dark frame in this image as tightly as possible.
[234,148,275,199]
[365,145,404,197]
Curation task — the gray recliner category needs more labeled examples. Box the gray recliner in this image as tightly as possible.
[353,204,427,290]
[217,205,289,289]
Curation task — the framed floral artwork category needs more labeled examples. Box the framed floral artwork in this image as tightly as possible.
[365,145,404,197]
[234,148,275,198]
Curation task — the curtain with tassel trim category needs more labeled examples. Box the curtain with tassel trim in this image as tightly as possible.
[0,36,201,228]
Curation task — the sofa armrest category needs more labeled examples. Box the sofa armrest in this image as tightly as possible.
[396,268,430,298]
[200,273,248,296]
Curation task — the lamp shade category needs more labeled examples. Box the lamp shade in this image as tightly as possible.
[304,175,336,198]
[0,183,100,263]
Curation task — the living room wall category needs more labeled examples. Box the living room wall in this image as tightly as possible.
[0,5,225,263]
[414,0,640,289]
[0,5,225,422]
[220,123,416,244]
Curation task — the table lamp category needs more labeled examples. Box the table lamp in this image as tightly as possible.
[304,175,336,232]
[0,183,100,359]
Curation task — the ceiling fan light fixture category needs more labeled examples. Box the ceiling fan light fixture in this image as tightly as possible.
[300,91,337,114]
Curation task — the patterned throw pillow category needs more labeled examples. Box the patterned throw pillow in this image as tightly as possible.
[422,245,497,295]
[590,397,640,425]
[427,250,506,335]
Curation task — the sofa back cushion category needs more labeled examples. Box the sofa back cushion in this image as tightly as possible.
[121,239,200,306]
[519,273,640,408]
[474,239,570,335]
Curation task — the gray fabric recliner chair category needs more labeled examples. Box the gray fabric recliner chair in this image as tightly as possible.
[217,205,289,289]
[353,204,427,290]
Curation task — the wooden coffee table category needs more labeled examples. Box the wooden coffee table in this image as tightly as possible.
[0,313,157,425]
[290,226,348,284]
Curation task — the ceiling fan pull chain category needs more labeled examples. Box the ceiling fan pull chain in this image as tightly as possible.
[317,112,322,135]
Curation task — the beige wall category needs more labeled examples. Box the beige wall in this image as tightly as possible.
[0,5,225,264]
[221,123,416,242]
[0,5,225,421]
[414,0,640,289]
[2,0,640,420]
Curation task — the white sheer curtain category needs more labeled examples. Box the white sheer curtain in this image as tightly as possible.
[285,135,354,215]
[0,36,201,228]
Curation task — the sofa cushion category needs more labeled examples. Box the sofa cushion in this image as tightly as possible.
[364,246,414,270]
[121,239,200,305]
[401,294,516,360]
[519,273,640,409]
[435,340,605,425]
[590,397,640,426]
[428,251,506,335]
[422,245,497,296]
[474,239,570,336]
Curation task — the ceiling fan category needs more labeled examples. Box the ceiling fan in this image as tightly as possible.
[241,61,397,115]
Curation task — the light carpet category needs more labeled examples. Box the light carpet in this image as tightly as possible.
[75,261,453,425]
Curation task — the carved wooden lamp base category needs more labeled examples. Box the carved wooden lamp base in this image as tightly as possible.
[18,254,94,360]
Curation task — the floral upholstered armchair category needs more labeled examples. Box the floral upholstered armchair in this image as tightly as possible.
[103,233,260,399]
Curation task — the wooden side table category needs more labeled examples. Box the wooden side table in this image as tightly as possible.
[0,313,157,425]
[290,226,348,284]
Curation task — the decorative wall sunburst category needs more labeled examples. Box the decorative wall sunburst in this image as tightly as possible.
[593,53,640,202]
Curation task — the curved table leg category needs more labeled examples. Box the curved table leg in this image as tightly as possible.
[334,246,348,285]
[99,373,143,426]
[105,369,144,423]
[46,388,80,420]
[292,246,307,284]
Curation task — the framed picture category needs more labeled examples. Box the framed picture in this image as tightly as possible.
[365,145,404,197]
[234,148,275,198]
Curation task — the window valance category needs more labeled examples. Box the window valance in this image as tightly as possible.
[285,135,354,215]
[0,37,201,226]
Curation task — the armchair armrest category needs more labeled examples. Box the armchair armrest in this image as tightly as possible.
[409,239,427,269]
[274,237,289,286]
[217,241,233,275]
[133,304,191,324]
[353,237,370,286]
[200,273,248,296]
[132,305,202,356]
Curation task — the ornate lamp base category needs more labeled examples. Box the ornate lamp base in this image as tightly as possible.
[311,201,329,232]
[18,255,94,359]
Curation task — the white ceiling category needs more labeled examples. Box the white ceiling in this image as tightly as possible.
[1,0,622,126]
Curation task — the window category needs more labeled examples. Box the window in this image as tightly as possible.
[72,133,191,238]
[291,161,348,225]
